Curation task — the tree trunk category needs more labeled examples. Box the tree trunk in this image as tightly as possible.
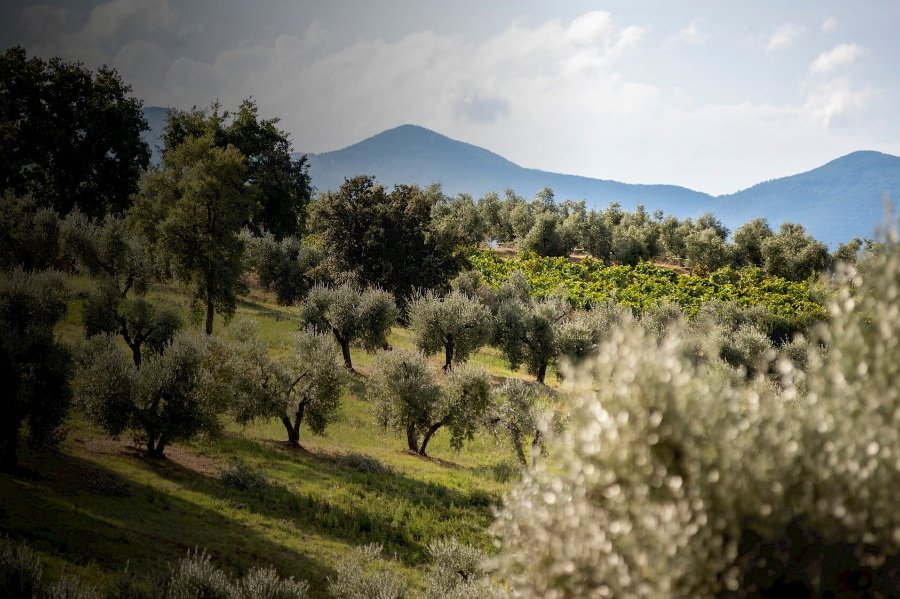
[530,429,545,468]
[418,420,446,457]
[406,424,419,453]
[205,297,215,335]
[281,415,299,446]
[536,361,548,384]
[154,435,169,458]
[334,330,354,372]
[130,342,142,367]
[509,426,528,467]
[443,339,454,372]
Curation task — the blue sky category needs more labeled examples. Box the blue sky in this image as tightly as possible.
[3,0,899,194]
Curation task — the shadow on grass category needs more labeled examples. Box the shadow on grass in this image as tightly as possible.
[236,297,296,321]
[149,434,496,564]
[0,453,336,598]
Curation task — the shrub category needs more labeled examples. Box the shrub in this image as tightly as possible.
[0,536,43,598]
[327,544,406,599]
[219,461,269,492]
[45,575,101,599]
[424,538,495,599]
[166,549,236,599]
[332,452,393,476]
[237,566,309,599]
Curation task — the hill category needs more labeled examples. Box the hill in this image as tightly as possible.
[715,151,900,244]
[141,108,900,245]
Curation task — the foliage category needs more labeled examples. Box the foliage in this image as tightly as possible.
[242,230,328,305]
[469,250,827,334]
[327,544,406,599]
[73,332,221,458]
[147,135,256,333]
[166,549,236,599]
[218,321,347,446]
[300,284,398,371]
[492,232,900,597]
[0,536,43,598]
[761,222,829,281]
[732,217,773,267]
[424,538,495,599]
[555,302,629,368]
[371,350,491,457]
[219,460,269,492]
[408,290,492,370]
[0,46,149,217]
[519,212,575,257]
[163,100,313,238]
[0,269,71,468]
[487,380,557,469]
[491,277,568,383]
[309,176,467,301]
[0,193,61,270]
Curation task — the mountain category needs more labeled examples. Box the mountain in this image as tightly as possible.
[141,108,899,245]
[304,124,714,216]
[715,151,900,245]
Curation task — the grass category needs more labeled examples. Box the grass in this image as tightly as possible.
[1,277,550,597]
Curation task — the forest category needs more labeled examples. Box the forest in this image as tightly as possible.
[2,46,899,598]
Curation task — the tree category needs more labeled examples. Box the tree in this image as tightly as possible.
[146,135,256,334]
[0,270,71,469]
[732,218,773,267]
[241,230,328,305]
[221,321,347,447]
[0,193,61,271]
[761,222,828,281]
[370,351,491,456]
[299,284,398,372]
[430,192,486,249]
[520,213,575,257]
[685,227,732,273]
[492,284,568,384]
[61,209,181,365]
[73,331,220,458]
[487,379,557,469]
[0,46,149,217]
[556,303,629,369]
[309,176,467,301]
[163,100,313,238]
[408,290,492,371]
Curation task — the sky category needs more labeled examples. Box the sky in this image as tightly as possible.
[3,0,900,195]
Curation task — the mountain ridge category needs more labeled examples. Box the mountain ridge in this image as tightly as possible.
[141,109,900,245]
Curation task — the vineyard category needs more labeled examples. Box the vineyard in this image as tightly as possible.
[470,250,828,332]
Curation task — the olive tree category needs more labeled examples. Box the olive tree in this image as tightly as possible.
[0,270,71,469]
[492,232,900,597]
[556,302,629,368]
[241,230,328,305]
[370,350,491,456]
[299,284,398,372]
[73,331,220,458]
[493,294,568,384]
[408,290,491,371]
[62,209,180,365]
[487,379,557,469]
[221,321,347,447]
[761,222,829,281]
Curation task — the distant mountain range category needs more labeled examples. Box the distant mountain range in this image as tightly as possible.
[142,108,900,245]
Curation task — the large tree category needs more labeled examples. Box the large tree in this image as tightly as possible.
[309,176,466,301]
[163,100,312,238]
[0,46,149,217]
[135,135,256,334]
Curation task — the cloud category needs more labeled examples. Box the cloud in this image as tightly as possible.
[810,43,868,76]
[803,78,872,127]
[821,16,838,32]
[766,24,801,52]
[671,18,710,46]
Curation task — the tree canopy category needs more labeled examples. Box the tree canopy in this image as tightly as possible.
[0,46,149,217]
[163,100,312,238]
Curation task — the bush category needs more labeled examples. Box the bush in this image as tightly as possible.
[166,549,236,599]
[0,536,43,598]
[327,544,406,599]
[44,575,101,599]
[332,452,393,476]
[424,538,495,599]
[219,461,269,492]
[237,566,308,599]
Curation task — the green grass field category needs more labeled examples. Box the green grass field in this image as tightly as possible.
[0,277,549,597]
